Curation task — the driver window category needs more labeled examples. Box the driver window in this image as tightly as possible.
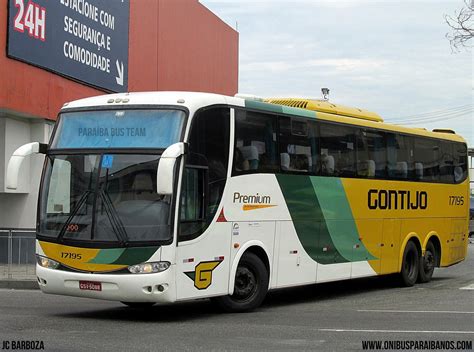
[179,107,230,241]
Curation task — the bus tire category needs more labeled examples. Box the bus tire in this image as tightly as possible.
[418,241,436,283]
[212,252,268,312]
[121,302,155,308]
[399,241,419,287]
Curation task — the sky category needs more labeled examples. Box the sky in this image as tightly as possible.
[200,0,473,146]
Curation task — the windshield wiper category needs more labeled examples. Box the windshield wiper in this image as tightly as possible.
[57,190,92,241]
[98,189,129,245]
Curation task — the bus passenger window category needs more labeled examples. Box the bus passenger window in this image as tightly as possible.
[387,133,414,180]
[414,139,440,182]
[279,117,318,174]
[234,148,250,171]
[320,123,356,177]
[453,143,468,183]
[233,110,278,174]
[356,129,387,179]
[439,141,454,183]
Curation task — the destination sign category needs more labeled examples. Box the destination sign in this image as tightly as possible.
[52,110,186,149]
[7,0,130,92]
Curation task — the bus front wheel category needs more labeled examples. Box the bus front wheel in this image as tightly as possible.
[212,252,269,312]
[400,241,419,287]
[418,241,436,283]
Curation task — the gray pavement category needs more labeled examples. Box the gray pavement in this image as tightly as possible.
[0,245,473,351]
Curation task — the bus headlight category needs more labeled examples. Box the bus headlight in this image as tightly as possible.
[128,262,170,274]
[36,255,60,269]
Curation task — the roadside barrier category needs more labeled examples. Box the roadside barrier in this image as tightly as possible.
[0,229,36,280]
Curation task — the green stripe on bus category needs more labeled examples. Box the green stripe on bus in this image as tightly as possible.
[245,100,284,114]
[310,177,376,261]
[88,248,125,264]
[111,247,159,265]
[245,100,317,119]
[281,106,316,119]
[276,174,348,264]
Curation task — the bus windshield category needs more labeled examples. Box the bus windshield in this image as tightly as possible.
[40,108,186,245]
[39,153,171,244]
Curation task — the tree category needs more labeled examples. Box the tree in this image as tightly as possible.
[445,0,473,51]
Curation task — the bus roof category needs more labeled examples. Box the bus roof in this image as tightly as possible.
[60,91,466,144]
[61,91,239,113]
[265,98,383,123]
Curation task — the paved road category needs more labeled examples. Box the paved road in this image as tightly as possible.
[1,245,473,352]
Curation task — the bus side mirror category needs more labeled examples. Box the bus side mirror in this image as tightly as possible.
[6,142,47,190]
[157,142,187,195]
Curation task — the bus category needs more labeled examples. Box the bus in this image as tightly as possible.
[6,92,470,312]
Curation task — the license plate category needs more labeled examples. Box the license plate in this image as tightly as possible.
[79,281,102,291]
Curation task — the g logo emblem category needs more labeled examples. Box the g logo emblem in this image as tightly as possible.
[184,261,222,290]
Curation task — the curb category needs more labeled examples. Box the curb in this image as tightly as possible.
[0,280,39,290]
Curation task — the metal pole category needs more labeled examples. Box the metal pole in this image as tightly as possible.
[7,230,12,279]
[18,233,21,265]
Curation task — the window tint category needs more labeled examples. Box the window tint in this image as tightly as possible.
[386,133,414,180]
[279,117,319,174]
[179,167,207,238]
[180,167,205,222]
[320,123,356,177]
[439,141,454,183]
[233,110,278,174]
[357,129,387,178]
[453,143,468,183]
[231,107,467,184]
[414,139,440,181]
[179,107,230,241]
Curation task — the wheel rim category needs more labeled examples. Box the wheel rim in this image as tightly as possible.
[233,265,258,302]
[423,250,435,273]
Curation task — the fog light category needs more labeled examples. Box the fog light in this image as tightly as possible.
[128,262,170,274]
[36,255,60,269]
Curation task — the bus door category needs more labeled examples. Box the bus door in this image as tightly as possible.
[176,203,232,300]
[175,107,232,300]
[175,163,232,301]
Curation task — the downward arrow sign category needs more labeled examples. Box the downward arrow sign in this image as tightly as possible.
[115,60,124,86]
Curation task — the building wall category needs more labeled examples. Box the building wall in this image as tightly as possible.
[154,1,239,94]
[0,0,101,122]
[0,117,53,228]
[0,0,238,229]
[0,0,238,121]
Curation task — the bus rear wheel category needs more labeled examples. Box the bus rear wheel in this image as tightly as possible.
[400,241,419,287]
[418,241,436,283]
[212,252,268,312]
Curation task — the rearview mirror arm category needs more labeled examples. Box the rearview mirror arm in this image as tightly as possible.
[6,142,47,190]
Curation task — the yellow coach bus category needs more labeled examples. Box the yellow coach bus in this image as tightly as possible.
[7,92,470,312]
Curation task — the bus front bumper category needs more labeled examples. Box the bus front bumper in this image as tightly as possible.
[36,264,176,303]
